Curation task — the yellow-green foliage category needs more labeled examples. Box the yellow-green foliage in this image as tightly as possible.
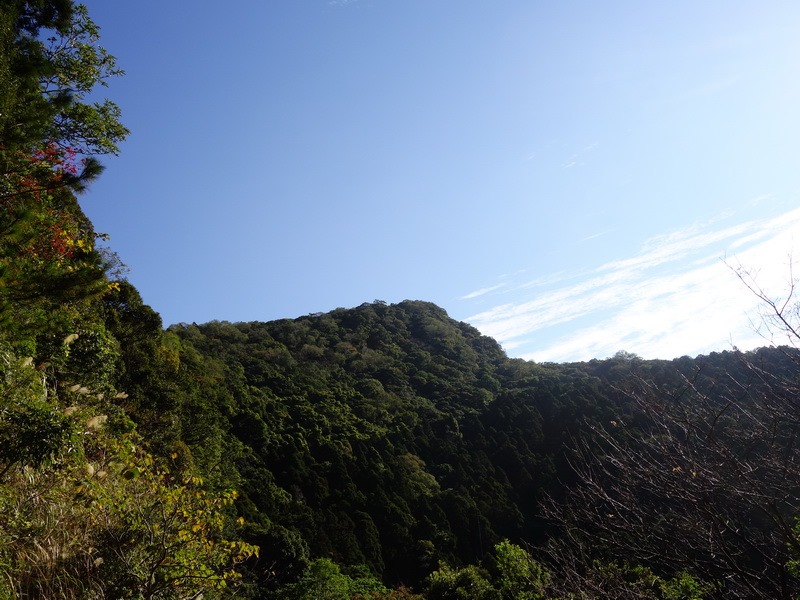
[0,349,257,599]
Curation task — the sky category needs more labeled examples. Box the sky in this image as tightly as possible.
[78,0,800,363]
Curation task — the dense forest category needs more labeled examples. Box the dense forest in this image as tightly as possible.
[2,2,800,598]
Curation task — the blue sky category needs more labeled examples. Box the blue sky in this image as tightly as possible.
[79,1,800,362]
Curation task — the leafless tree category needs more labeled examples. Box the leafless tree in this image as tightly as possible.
[543,263,800,599]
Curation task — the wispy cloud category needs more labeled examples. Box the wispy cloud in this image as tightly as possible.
[460,283,506,300]
[579,229,613,243]
[462,206,800,362]
[562,140,599,170]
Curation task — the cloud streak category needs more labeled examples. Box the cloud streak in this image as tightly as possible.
[460,283,506,300]
[463,206,800,362]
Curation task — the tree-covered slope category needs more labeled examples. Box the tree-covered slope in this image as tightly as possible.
[166,302,645,587]
[166,302,800,598]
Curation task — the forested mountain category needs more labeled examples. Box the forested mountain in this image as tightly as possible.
[161,303,800,599]
[168,301,601,584]
[2,1,800,599]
